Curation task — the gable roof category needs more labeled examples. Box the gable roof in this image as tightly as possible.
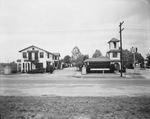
[84,56,111,62]
[19,45,53,55]
[108,38,120,43]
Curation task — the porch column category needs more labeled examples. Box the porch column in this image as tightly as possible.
[21,62,23,72]
[26,62,28,72]
[29,62,31,71]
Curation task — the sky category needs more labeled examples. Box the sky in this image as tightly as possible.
[0,0,150,62]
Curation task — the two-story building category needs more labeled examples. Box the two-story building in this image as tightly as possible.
[106,38,120,70]
[19,45,60,73]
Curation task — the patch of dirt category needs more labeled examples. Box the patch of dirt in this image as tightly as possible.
[0,96,150,119]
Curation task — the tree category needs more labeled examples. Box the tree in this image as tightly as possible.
[122,49,133,68]
[146,53,150,66]
[122,49,144,68]
[63,55,71,64]
[135,52,144,64]
[71,46,89,70]
[83,54,89,61]
[92,49,102,58]
[75,54,89,70]
[71,46,81,60]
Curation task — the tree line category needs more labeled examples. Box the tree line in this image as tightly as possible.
[63,46,149,69]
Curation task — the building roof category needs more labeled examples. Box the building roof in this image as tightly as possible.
[110,59,120,62]
[84,56,111,62]
[107,49,120,53]
[108,38,120,43]
[19,45,54,55]
[53,53,61,57]
[16,59,21,62]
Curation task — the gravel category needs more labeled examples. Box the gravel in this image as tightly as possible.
[0,96,150,119]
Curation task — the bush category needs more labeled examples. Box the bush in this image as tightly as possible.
[86,65,90,73]
[119,66,126,73]
[110,64,115,73]
[11,68,17,73]
[49,65,54,73]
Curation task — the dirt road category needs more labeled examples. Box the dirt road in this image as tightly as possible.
[1,67,150,96]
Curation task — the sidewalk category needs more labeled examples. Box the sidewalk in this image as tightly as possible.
[73,70,146,79]
[126,68,150,79]
[73,71,123,79]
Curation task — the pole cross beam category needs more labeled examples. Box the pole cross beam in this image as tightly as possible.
[119,21,124,77]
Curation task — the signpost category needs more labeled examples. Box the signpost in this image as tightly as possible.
[131,47,140,74]
[131,47,138,68]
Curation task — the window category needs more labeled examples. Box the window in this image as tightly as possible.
[32,48,34,50]
[47,53,49,58]
[40,52,44,58]
[113,42,117,48]
[113,52,117,58]
[35,52,38,60]
[23,52,27,58]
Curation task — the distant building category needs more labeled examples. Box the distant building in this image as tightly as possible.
[19,45,60,73]
[53,53,61,69]
[106,38,120,70]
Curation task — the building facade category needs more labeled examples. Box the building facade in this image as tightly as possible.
[84,56,111,73]
[53,53,61,69]
[106,38,120,70]
[19,45,60,73]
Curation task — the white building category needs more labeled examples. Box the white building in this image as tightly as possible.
[19,45,60,73]
[106,38,120,70]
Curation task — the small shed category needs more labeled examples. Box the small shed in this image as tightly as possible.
[4,66,11,74]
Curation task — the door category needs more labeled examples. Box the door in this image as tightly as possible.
[28,52,32,60]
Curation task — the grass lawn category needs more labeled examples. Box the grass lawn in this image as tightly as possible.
[0,96,150,119]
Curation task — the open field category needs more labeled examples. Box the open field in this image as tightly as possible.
[0,96,150,119]
[1,68,150,118]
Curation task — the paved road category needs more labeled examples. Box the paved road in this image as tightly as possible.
[1,67,150,96]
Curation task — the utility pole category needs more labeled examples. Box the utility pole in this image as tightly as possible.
[119,21,124,77]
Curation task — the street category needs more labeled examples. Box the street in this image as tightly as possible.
[0,67,150,96]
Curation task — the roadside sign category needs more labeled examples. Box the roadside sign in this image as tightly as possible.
[131,47,138,53]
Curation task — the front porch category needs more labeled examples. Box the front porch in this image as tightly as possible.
[21,62,44,73]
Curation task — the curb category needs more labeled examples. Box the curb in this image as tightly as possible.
[73,72,146,79]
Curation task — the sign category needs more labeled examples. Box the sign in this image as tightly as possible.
[134,64,140,74]
[131,47,138,53]
[82,66,86,75]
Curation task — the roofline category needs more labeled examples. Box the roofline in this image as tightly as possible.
[107,50,120,53]
[53,53,61,57]
[84,60,111,63]
[110,60,120,62]
[108,38,120,43]
[19,45,54,55]
[84,57,111,62]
